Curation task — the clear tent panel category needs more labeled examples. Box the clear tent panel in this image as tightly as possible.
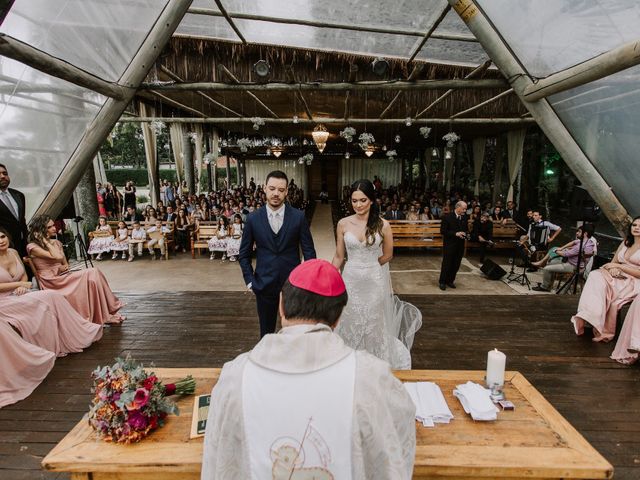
[417,38,488,67]
[0,0,170,82]
[0,57,106,218]
[175,13,245,42]
[549,64,640,218]
[476,0,640,77]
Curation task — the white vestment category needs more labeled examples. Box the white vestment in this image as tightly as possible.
[201,323,416,480]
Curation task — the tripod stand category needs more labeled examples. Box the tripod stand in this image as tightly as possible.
[556,233,585,295]
[71,218,93,269]
[506,244,532,290]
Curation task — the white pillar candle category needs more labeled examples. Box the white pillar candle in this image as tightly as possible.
[486,348,506,387]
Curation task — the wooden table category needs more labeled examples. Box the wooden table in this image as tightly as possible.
[42,368,613,479]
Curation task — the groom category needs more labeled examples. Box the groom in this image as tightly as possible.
[239,170,316,337]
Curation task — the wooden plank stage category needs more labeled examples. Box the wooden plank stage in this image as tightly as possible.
[1,293,639,479]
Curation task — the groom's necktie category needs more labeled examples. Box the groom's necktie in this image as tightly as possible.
[271,212,282,234]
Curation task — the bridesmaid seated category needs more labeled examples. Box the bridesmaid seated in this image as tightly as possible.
[571,216,640,342]
[0,227,103,356]
[0,320,55,409]
[611,294,640,365]
[26,215,126,326]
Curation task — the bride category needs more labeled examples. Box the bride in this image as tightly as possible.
[332,179,422,369]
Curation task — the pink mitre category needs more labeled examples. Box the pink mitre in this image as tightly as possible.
[288,259,346,297]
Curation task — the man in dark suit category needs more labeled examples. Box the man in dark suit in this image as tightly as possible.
[0,163,28,257]
[123,205,144,222]
[239,170,316,337]
[383,203,405,221]
[439,201,468,290]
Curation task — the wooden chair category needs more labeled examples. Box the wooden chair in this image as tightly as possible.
[191,222,218,258]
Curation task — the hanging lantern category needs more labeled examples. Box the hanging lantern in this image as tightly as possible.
[312,124,330,153]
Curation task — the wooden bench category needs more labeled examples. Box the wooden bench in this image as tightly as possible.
[191,221,218,258]
[88,221,175,260]
[388,220,443,249]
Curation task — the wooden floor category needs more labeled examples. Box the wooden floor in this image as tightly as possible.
[1,292,639,479]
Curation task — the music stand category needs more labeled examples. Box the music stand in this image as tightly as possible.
[506,243,532,290]
[71,217,93,269]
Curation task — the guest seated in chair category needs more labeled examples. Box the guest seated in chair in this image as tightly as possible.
[201,259,416,480]
[26,215,126,326]
[0,227,102,356]
[532,223,596,292]
[571,217,640,342]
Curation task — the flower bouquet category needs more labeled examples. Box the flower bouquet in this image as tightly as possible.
[88,356,195,443]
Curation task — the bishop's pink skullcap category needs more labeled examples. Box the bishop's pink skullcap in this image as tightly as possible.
[288,259,346,297]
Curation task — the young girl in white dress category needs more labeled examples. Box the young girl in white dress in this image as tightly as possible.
[208,216,228,261]
[332,179,422,369]
[225,214,243,262]
[110,220,129,260]
[87,216,114,261]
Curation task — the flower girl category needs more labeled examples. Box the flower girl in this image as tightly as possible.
[208,216,228,261]
[110,220,129,260]
[226,214,243,262]
[87,216,114,261]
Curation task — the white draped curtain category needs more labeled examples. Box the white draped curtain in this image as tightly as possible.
[192,124,204,194]
[169,123,185,186]
[140,103,159,206]
[340,157,402,188]
[507,129,527,202]
[472,137,486,196]
[245,159,308,196]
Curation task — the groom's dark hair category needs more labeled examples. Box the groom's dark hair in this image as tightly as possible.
[266,170,288,184]
[281,279,348,326]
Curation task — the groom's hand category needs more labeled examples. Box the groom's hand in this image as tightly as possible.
[245,282,254,295]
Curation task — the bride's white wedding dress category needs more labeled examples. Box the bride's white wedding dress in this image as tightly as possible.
[335,231,422,369]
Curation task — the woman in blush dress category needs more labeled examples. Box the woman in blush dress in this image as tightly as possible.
[332,179,422,370]
[0,228,102,356]
[571,216,640,342]
[26,215,126,326]
[0,320,55,408]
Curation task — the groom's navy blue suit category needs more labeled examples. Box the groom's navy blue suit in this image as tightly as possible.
[239,204,316,337]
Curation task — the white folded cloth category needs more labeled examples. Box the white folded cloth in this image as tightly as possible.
[404,382,454,427]
[453,381,499,421]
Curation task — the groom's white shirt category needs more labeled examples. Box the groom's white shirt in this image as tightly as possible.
[201,323,416,480]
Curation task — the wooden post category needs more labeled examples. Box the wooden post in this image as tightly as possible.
[449,0,630,234]
[225,155,231,189]
[74,163,99,235]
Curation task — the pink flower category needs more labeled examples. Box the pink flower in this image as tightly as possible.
[143,375,157,391]
[133,388,150,408]
[127,410,148,430]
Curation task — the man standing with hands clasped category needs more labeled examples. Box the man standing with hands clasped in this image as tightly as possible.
[239,170,316,337]
[439,201,468,291]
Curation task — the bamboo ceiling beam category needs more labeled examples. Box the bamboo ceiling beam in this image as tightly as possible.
[343,64,358,119]
[523,39,640,102]
[285,65,313,120]
[120,116,536,125]
[379,64,424,119]
[146,91,208,118]
[414,59,492,118]
[450,88,513,118]
[141,78,506,92]
[218,64,279,118]
[407,5,451,64]
[212,0,247,45]
[187,7,478,43]
[159,65,242,117]
[0,33,130,100]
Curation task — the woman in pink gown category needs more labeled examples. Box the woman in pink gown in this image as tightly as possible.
[0,320,55,409]
[611,295,640,364]
[0,228,103,356]
[571,217,640,342]
[26,215,126,326]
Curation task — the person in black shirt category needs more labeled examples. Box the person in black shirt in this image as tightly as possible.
[472,212,494,263]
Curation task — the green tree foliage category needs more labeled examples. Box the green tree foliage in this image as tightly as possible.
[100,122,172,168]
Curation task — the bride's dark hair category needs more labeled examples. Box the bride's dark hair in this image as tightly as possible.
[351,179,383,246]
